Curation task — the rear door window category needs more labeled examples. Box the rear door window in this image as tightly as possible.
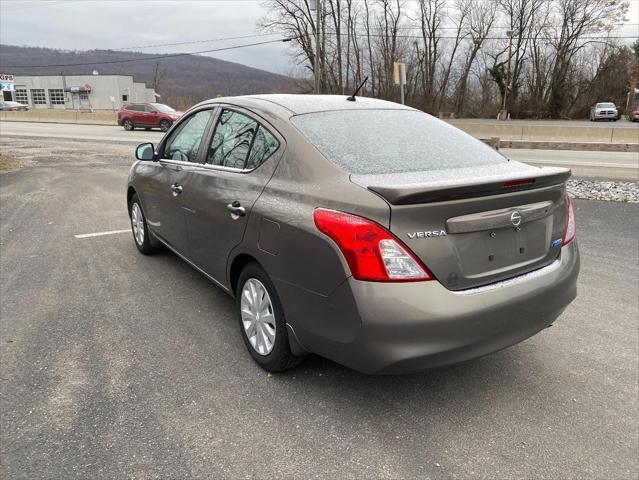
[290,109,506,174]
[246,125,279,170]
[206,110,258,169]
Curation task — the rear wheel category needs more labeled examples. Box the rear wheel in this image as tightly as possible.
[123,119,134,131]
[159,119,171,132]
[236,263,301,372]
[129,194,155,255]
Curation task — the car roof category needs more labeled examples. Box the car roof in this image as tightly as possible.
[198,94,414,116]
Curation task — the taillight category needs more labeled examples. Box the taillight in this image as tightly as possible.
[313,208,431,282]
[563,196,576,245]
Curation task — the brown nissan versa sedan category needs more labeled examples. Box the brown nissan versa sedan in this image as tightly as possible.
[127,95,579,374]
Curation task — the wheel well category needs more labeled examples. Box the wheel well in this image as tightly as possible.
[229,254,259,296]
[127,186,136,212]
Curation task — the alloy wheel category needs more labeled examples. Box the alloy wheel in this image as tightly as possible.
[240,278,276,356]
[131,202,145,246]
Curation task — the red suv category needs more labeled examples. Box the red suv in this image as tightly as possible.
[117,103,182,132]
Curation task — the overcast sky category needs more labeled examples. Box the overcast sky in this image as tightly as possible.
[0,0,293,73]
[1,0,638,75]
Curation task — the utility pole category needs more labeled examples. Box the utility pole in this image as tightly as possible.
[153,62,160,91]
[359,48,365,96]
[312,0,322,94]
[500,30,513,120]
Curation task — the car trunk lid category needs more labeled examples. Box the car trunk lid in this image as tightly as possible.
[351,162,571,290]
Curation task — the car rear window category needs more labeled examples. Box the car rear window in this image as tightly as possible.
[291,110,506,174]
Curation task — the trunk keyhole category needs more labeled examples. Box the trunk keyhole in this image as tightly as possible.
[520,247,525,254]
[488,254,494,262]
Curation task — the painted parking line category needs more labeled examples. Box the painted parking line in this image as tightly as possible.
[75,229,130,239]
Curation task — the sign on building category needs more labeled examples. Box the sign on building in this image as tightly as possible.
[0,73,15,92]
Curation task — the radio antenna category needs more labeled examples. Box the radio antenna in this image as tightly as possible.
[346,76,369,102]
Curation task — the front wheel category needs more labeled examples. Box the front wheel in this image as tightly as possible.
[159,119,171,132]
[236,263,302,372]
[129,194,156,255]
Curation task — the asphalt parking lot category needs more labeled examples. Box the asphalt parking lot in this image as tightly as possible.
[1,136,638,479]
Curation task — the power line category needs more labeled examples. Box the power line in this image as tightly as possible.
[111,33,280,51]
[321,31,639,40]
[1,38,293,68]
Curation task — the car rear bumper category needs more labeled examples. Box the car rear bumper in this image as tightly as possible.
[284,241,579,374]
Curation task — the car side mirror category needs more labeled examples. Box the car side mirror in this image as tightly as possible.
[135,143,155,161]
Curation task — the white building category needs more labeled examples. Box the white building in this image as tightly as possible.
[6,74,157,111]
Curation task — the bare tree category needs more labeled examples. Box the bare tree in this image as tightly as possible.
[260,0,635,118]
[416,0,445,110]
[545,0,629,114]
[453,0,497,114]
[436,0,472,112]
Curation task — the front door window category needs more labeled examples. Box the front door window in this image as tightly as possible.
[163,109,213,162]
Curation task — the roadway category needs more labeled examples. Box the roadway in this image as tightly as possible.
[0,135,637,478]
[1,121,638,180]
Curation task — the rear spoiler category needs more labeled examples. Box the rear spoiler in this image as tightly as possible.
[366,169,571,205]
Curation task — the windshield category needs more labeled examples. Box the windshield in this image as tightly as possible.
[151,103,176,113]
[291,109,506,174]
[596,103,615,108]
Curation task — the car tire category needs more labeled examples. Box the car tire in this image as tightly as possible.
[159,120,171,132]
[236,263,302,372]
[145,127,151,130]
[129,194,156,255]
[123,119,134,131]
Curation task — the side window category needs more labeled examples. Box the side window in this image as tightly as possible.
[246,126,279,170]
[144,104,155,112]
[206,110,258,169]
[163,109,213,162]
[126,105,140,111]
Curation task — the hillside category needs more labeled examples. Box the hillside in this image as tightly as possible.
[0,45,302,109]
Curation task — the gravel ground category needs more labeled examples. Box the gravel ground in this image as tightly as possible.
[567,179,639,203]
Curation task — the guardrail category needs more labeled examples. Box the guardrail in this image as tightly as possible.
[453,122,639,145]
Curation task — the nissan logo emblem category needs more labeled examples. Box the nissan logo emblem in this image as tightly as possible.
[510,211,522,227]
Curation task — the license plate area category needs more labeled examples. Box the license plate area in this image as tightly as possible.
[463,220,550,277]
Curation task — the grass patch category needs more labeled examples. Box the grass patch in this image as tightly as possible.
[0,154,21,174]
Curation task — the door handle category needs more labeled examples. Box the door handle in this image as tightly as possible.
[170,183,183,196]
[226,201,246,219]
